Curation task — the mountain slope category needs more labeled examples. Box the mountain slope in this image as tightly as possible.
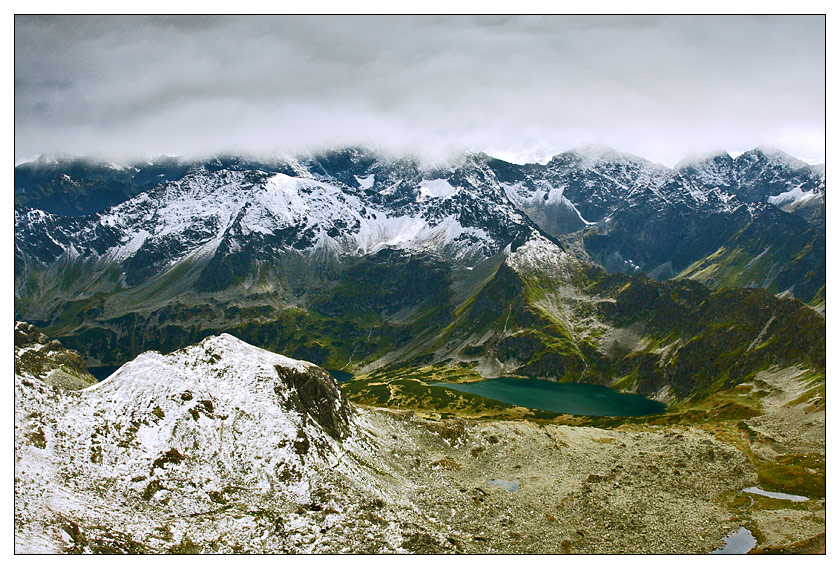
[675,207,825,305]
[487,146,824,290]
[13,147,825,394]
[15,333,418,553]
[350,234,824,408]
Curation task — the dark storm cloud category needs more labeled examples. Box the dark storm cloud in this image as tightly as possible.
[14,15,825,165]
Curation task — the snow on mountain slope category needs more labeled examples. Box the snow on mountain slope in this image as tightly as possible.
[13,146,825,333]
[678,148,825,220]
[768,185,820,209]
[675,152,737,189]
[16,161,521,283]
[355,174,375,190]
[417,178,458,200]
[14,333,419,553]
[501,180,592,236]
[77,335,350,490]
[506,233,576,280]
[491,145,716,228]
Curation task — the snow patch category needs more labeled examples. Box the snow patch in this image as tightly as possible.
[417,179,458,200]
[768,185,814,208]
[355,174,375,190]
[112,229,150,261]
[506,233,572,278]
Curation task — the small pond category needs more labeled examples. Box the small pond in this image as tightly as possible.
[326,369,354,383]
[711,527,756,554]
[88,365,123,382]
[488,479,519,492]
[742,486,809,502]
[431,377,666,417]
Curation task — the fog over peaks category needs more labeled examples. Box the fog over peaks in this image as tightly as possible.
[15,15,825,166]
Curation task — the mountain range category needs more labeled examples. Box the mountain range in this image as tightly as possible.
[14,146,825,404]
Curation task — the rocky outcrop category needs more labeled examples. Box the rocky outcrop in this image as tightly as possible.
[275,365,350,440]
[14,320,95,390]
[14,333,373,553]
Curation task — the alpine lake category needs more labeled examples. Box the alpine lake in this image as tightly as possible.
[429,376,666,417]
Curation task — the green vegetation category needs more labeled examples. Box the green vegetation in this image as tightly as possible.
[756,454,825,499]
[43,253,824,418]
[20,223,824,415]
[358,364,486,385]
[784,374,825,411]
[676,214,825,306]
[579,268,825,400]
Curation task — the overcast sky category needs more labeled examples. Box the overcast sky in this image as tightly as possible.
[14,15,826,166]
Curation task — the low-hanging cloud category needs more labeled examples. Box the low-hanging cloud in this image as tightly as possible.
[14,15,825,165]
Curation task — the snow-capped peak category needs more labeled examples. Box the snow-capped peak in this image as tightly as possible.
[566,144,649,168]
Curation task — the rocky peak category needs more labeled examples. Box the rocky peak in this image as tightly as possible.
[737,146,809,170]
[12,330,380,553]
[93,334,352,441]
[675,151,736,188]
[728,148,822,203]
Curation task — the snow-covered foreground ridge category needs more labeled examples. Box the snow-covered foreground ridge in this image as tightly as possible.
[84,333,351,441]
[15,333,403,553]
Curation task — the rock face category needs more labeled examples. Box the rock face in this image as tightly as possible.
[275,364,351,440]
[14,321,95,390]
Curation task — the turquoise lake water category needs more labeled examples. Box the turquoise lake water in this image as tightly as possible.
[431,377,666,417]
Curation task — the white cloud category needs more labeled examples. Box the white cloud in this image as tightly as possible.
[14,15,825,165]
